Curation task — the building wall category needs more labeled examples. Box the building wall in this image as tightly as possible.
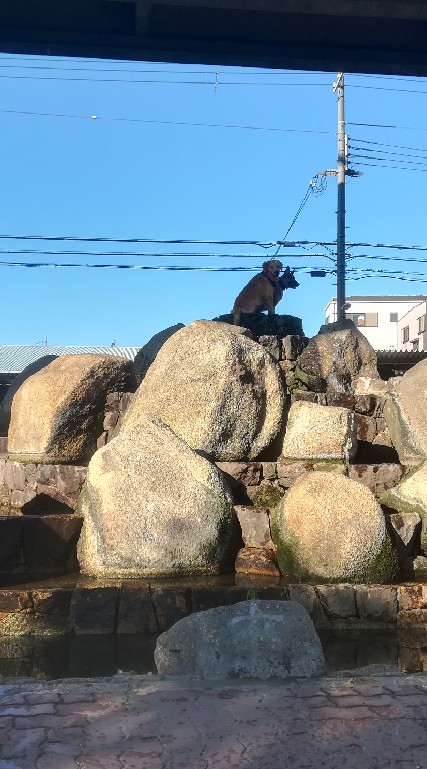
[398,301,427,351]
[324,297,425,350]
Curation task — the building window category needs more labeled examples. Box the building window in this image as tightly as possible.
[412,339,420,351]
[402,326,410,343]
[418,315,426,334]
[345,312,378,327]
[390,313,398,322]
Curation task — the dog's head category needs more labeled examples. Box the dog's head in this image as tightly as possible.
[262,260,283,283]
[278,266,299,290]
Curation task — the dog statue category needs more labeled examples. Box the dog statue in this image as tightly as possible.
[232,261,299,325]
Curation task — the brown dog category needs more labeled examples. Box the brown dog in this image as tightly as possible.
[232,261,299,325]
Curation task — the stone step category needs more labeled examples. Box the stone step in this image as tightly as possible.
[0,580,423,638]
[0,514,82,576]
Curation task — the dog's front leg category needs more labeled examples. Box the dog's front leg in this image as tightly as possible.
[266,299,275,315]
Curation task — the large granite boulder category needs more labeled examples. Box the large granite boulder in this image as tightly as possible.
[8,355,136,463]
[122,320,286,461]
[271,472,399,583]
[297,322,378,393]
[133,323,184,382]
[281,401,357,461]
[0,355,58,437]
[381,463,427,552]
[77,418,239,578]
[383,360,427,466]
[154,600,326,678]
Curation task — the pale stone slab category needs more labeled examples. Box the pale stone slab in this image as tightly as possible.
[384,360,427,465]
[281,401,357,461]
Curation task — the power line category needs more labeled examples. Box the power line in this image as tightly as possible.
[351,137,427,154]
[352,161,427,173]
[0,108,334,135]
[0,260,331,272]
[348,83,427,95]
[0,73,330,86]
[350,145,427,162]
[350,152,427,168]
[0,248,331,259]
[275,177,326,256]
[0,234,281,247]
[0,63,333,78]
[4,234,427,253]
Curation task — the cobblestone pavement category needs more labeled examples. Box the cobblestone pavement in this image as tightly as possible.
[0,675,427,768]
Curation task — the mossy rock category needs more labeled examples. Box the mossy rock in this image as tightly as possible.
[246,483,284,508]
[271,471,399,584]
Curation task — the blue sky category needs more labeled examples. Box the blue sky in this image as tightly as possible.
[1,58,427,346]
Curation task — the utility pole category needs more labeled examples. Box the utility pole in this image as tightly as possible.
[318,73,360,325]
[335,72,346,325]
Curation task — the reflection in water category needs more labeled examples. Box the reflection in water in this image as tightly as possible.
[0,629,425,680]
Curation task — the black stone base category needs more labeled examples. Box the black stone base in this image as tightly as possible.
[213,313,304,339]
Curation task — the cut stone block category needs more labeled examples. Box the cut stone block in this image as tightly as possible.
[281,401,357,461]
[348,463,404,497]
[235,547,280,577]
[234,505,273,548]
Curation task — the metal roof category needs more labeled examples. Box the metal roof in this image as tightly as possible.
[0,345,141,374]
[376,350,427,361]
[328,296,427,303]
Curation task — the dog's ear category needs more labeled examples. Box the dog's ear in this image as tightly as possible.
[262,261,271,274]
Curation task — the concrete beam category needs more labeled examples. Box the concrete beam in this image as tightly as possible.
[1,0,427,75]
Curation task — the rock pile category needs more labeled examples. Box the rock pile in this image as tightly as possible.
[4,315,427,584]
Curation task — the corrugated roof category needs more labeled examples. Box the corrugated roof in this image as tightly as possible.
[376,350,427,360]
[329,295,427,302]
[0,345,141,374]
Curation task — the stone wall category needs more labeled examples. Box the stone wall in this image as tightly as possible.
[0,580,425,641]
[0,392,134,511]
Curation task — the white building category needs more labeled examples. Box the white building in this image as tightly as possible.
[325,296,427,350]
[398,300,427,351]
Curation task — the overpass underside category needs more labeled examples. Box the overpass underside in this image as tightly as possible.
[0,0,427,75]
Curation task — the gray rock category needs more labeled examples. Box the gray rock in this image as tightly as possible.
[133,324,184,382]
[316,585,356,619]
[381,462,427,552]
[0,355,58,437]
[281,335,308,361]
[297,323,378,394]
[154,600,326,678]
[383,359,427,465]
[388,512,421,557]
[258,335,281,360]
